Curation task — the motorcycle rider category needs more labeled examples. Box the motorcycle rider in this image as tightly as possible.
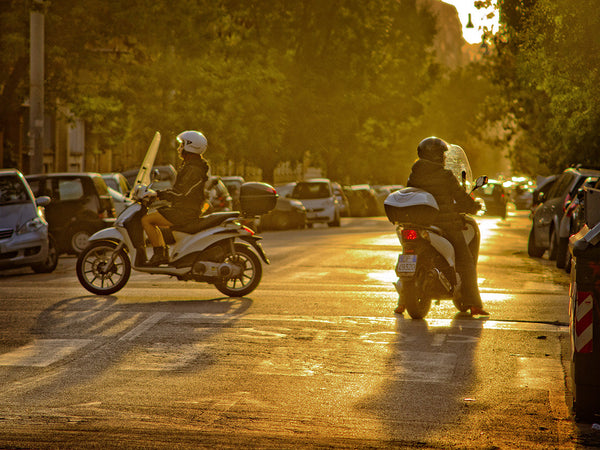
[396,137,489,317]
[140,130,210,266]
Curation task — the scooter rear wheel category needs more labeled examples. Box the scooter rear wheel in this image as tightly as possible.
[76,240,131,295]
[402,278,432,319]
[214,243,262,297]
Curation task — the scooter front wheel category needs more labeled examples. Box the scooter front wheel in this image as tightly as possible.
[214,243,262,297]
[76,240,131,295]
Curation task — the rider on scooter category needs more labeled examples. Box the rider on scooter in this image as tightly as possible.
[140,130,210,266]
[396,137,489,317]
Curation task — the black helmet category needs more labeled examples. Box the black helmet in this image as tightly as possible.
[417,137,448,163]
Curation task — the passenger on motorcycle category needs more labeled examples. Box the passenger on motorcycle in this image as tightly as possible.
[140,130,210,266]
[397,137,489,317]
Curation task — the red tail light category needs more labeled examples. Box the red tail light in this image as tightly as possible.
[401,229,418,240]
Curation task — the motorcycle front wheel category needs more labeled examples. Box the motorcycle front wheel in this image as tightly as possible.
[76,240,131,295]
[214,243,262,297]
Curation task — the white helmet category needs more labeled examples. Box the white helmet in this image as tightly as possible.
[176,130,207,155]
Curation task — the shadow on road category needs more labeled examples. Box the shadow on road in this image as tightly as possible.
[358,315,485,444]
[0,294,253,404]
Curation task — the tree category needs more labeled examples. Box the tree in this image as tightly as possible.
[482,0,600,175]
[2,0,476,187]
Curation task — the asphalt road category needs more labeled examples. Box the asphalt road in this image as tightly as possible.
[0,209,598,448]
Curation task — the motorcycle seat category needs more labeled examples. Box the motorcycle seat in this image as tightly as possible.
[172,212,239,234]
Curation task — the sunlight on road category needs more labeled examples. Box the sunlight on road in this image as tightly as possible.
[366,270,397,284]
[477,217,503,244]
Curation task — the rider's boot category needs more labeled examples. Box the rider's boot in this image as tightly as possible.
[134,246,147,267]
[147,246,169,266]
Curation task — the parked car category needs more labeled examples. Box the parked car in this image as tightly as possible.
[512,183,534,210]
[102,173,133,215]
[528,167,600,267]
[121,164,177,190]
[258,196,307,230]
[289,179,341,227]
[343,185,380,217]
[531,175,557,211]
[26,173,116,254]
[331,182,350,217]
[0,169,58,273]
[220,176,245,210]
[478,180,508,219]
[274,182,296,199]
[204,176,233,213]
[102,173,131,196]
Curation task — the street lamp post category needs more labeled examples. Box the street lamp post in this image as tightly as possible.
[29,0,47,174]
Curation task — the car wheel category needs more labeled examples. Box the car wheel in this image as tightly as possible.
[70,227,95,254]
[31,234,59,273]
[328,212,341,227]
[527,226,545,258]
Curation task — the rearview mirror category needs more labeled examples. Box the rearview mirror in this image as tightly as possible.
[471,176,488,193]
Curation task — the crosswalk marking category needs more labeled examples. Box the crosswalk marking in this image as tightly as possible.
[0,315,567,369]
[0,339,91,367]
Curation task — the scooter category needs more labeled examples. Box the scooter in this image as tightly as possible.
[76,181,277,297]
[384,144,487,319]
[76,132,277,297]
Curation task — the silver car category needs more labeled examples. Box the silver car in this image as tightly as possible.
[0,169,58,273]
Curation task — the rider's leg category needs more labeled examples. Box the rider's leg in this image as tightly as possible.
[141,212,173,265]
[448,229,489,316]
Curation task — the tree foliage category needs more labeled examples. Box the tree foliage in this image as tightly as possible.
[483,0,600,175]
[1,0,501,184]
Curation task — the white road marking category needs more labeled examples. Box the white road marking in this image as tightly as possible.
[118,312,169,341]
[174,314,568,334]
[0,339,91,367]
[393,351,457,383]
[0,315,567,370]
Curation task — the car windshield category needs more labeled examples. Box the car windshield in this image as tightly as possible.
[0,175,30,205]
[292,182,330,199]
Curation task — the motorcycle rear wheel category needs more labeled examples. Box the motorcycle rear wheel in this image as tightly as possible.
[214,243,262,297]
[402,278,432,319]
[76,240,131,295]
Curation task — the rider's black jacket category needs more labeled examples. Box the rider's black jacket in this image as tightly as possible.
[407,158,479,230]
[157,157,209,226]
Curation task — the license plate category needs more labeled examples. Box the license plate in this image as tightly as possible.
[396,254,417,274]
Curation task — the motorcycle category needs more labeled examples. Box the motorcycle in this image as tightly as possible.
[76,132,277,297]
[383,144,487,319]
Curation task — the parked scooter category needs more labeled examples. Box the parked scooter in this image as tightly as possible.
[76,132,277,297]
[384,145,487,319]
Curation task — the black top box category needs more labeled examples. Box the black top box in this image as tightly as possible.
[239,182,278,216]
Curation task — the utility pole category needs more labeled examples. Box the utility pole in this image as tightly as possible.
[29,0,46,174]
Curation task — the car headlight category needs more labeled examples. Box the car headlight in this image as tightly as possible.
[17,217,47,235]
[289,200,304,209]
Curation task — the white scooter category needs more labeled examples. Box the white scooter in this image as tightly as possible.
[75,132,277,297]
[384,144,487,319]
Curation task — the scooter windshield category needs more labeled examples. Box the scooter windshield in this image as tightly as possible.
[445,144,472,190]
[128,131,161,199]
